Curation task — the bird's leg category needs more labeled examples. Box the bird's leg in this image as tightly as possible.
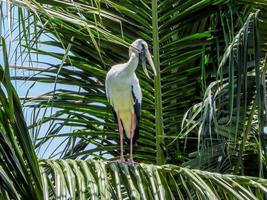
[117,112,125,163]
[128,112,136,165]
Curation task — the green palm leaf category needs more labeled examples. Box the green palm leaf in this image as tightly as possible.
[179,9,267,175]
[40,159,267,200]
[0,37,43,200]
[0,1,267,199]
[7,0,267,174]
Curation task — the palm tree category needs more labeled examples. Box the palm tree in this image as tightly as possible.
[0,0,267,199]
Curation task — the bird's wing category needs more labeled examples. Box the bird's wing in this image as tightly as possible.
[131,75,142,144]
[131,74,142,105]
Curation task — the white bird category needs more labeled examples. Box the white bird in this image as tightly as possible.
[105,39,156,164]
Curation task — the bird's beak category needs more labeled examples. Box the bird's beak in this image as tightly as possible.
[141,46,157,79]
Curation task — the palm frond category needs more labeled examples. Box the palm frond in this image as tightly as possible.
[179,10,267,175]
[40,159,267,200]
[0,37,43,200]
[6,0,267,172]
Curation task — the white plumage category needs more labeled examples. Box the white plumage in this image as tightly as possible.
[105,39,156,164]
[106,64,141,138]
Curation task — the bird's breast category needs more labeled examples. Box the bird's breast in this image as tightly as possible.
[109,85,134,112]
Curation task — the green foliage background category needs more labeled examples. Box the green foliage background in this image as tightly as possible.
[0,0,267,199]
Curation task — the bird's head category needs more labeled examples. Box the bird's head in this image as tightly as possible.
[129,39,157,78]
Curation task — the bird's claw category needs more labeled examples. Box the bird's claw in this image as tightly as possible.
[128,159,137,166]
[116,157,125,163]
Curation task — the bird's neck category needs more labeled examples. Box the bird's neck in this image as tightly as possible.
[123,52,139,75]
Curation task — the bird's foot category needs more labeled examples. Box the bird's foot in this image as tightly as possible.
[116,157,126,163]
[128,158,137,166]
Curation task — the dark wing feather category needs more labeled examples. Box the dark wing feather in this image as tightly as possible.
[131,85,140,145]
